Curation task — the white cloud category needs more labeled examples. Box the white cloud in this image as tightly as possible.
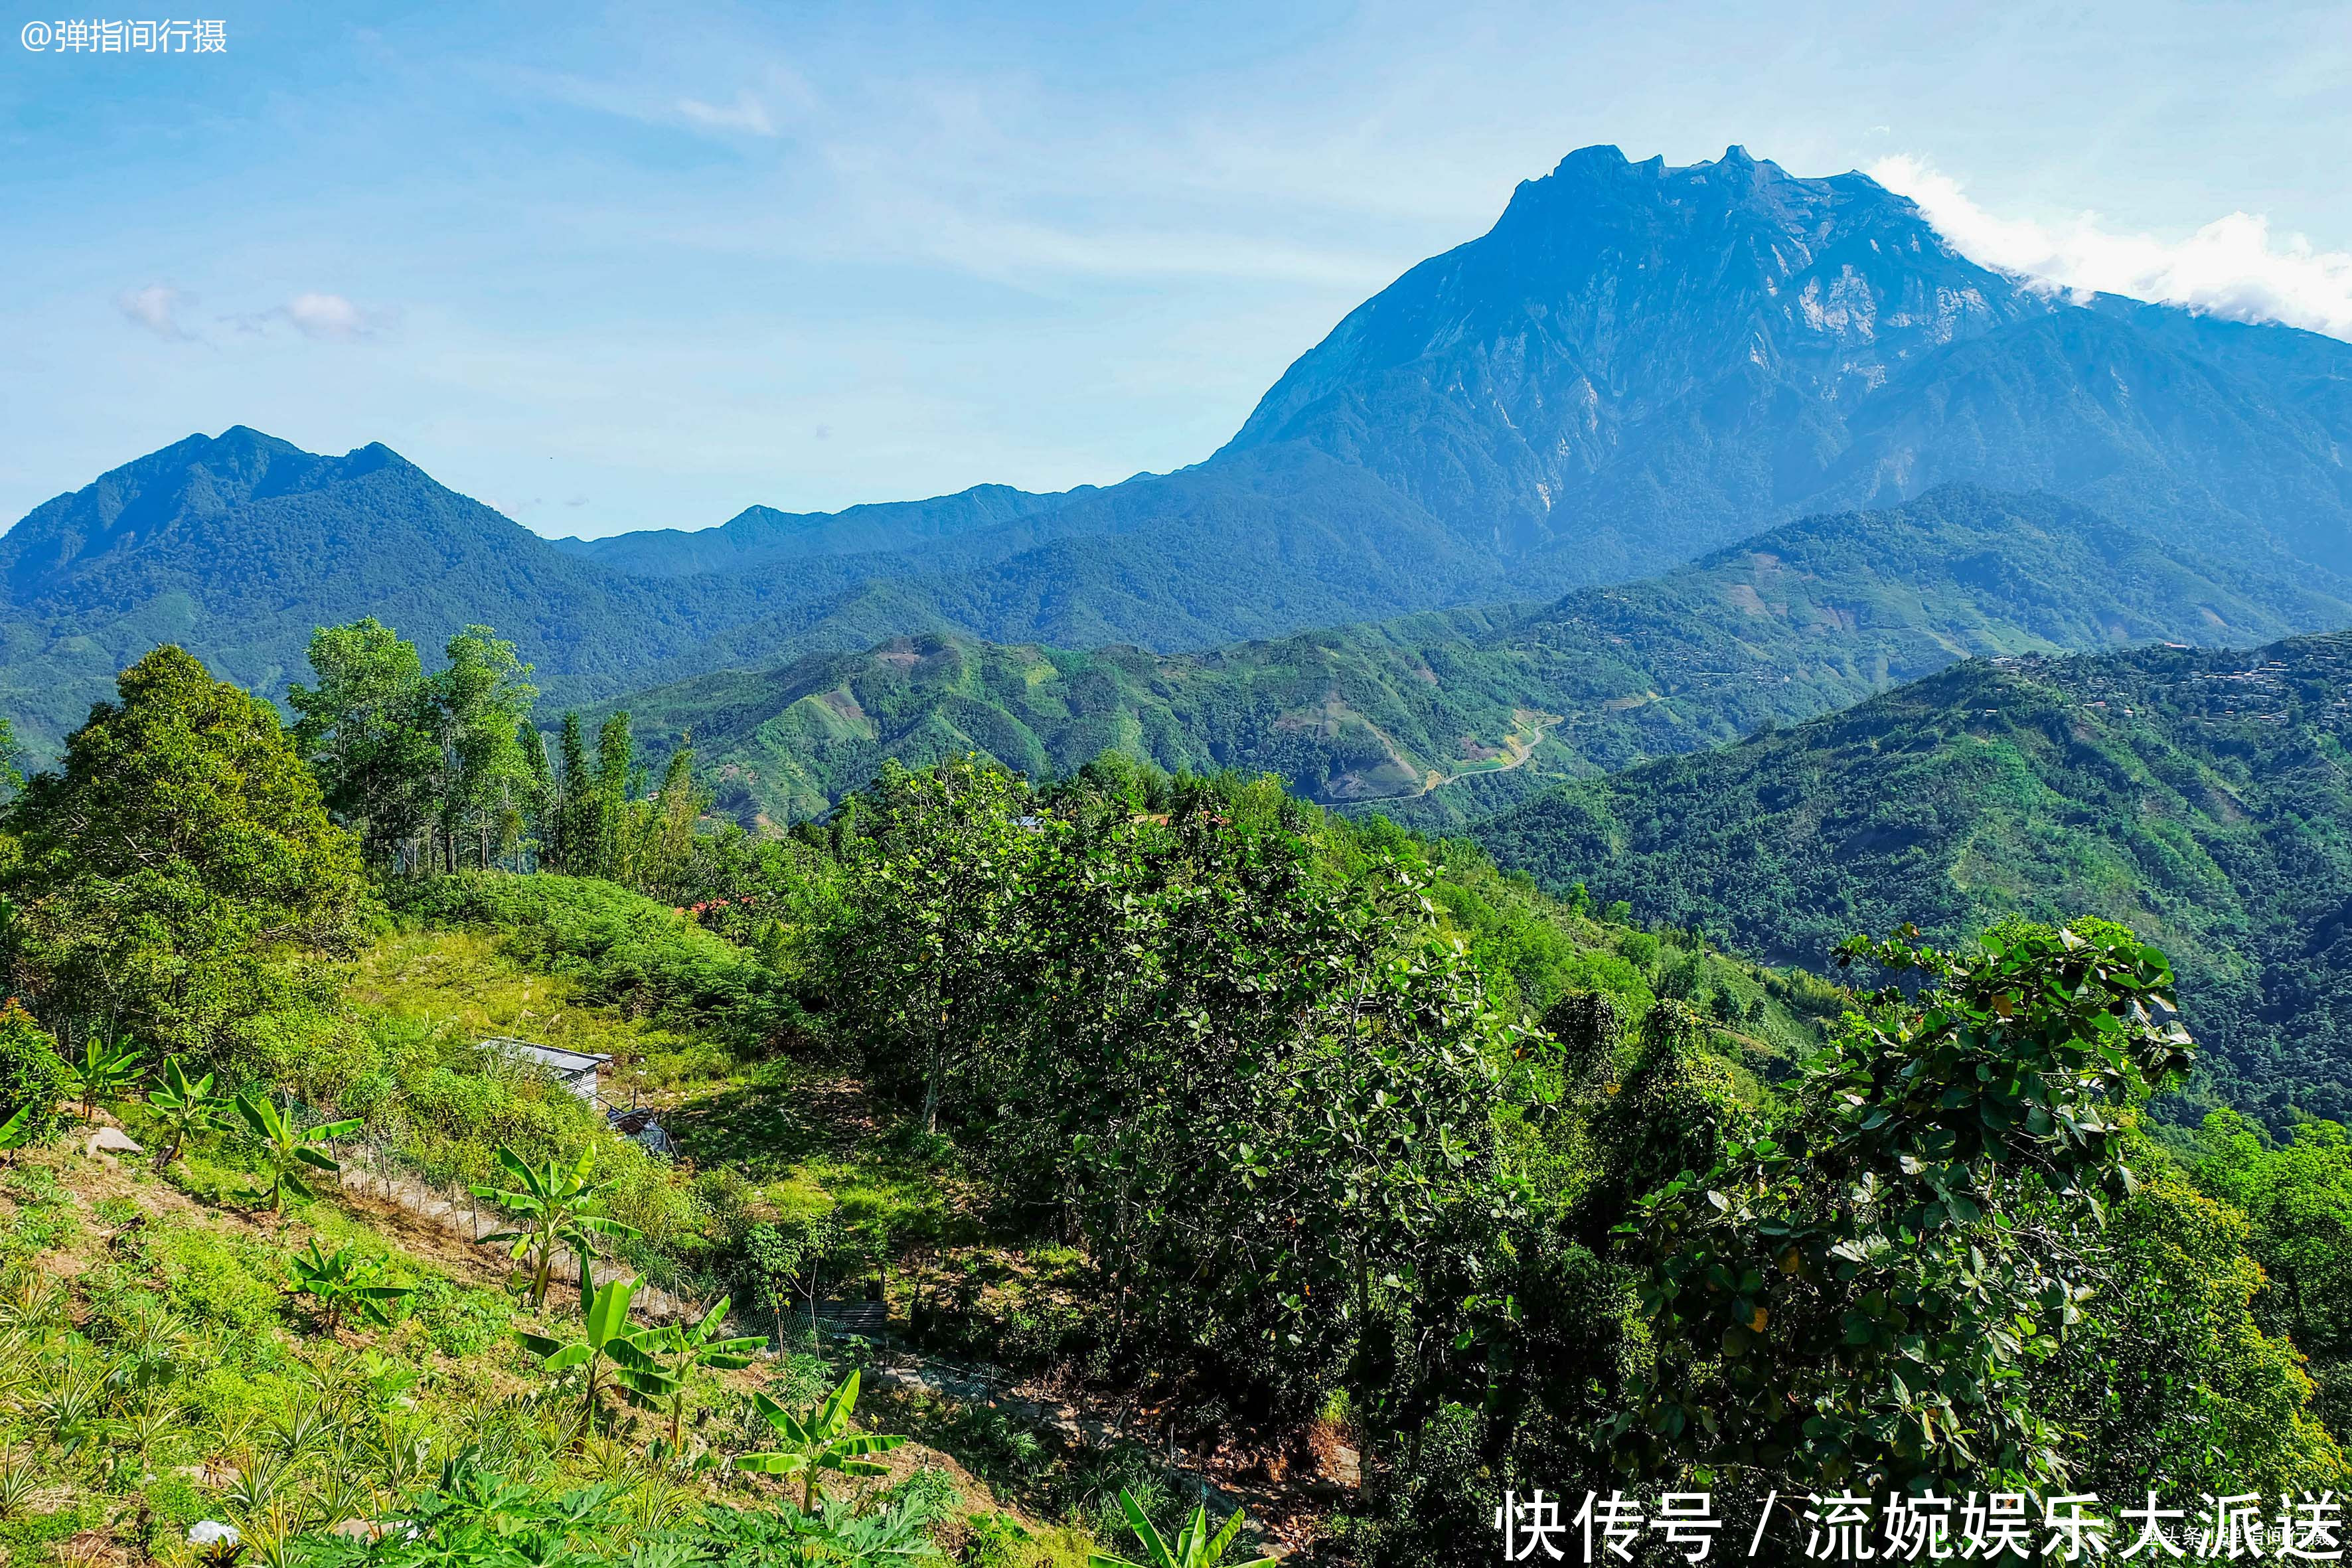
[676,90,776,137]
[284,292,374,341]
[118,283,193,341]
[1870,154,2352,341]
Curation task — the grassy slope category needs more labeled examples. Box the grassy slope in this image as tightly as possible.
[0,927,1114,1568]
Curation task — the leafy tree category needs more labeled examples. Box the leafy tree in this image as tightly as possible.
[830,757,1044,1133]
[2033,1162,2346,1495]
[233,1091,360,1215]
[64,1034,142,1120]
[743,1212,839,1345]
[736,1370,906,1509]
[145,1056,228,1169]
[2192,1109,2352,1431]
[635,741,713,900]
[1,645,365,1061]
[0,1002,68,1146]
[1613,921,2195,1490]
[979,776,1522,1434]
[431,626,538,872]
[594,712,635,881]
[471,1143,643,1308]
[516,1263,672,1427]
[1090,1492,1275,1568]
[289,1241,415,1333]
[289,618,442,868]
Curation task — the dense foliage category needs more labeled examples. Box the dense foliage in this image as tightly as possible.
[1476,632,2352,1125]
[0,635,2344,1568]
[0,645,366,1064]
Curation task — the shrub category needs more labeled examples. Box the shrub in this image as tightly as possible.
[0,1003,68,1144]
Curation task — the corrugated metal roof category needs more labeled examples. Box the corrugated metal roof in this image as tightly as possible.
[481,1037,610,1073]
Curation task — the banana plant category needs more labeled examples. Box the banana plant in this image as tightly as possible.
[288,1241,415,1334]
[516,1258,676,1427]
[735,1370,905,1510]
[0,1105,35,1166]
[1089,1492,1276,1568]
[146,1057,228,1170]
[232,1092,360,1216]
[471,1143,642,1308]
[68,1035,144,1120]
[625,1294,765,1452]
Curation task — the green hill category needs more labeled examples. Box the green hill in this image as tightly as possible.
[602,487,2350,825]
[1472,631,2352,1125]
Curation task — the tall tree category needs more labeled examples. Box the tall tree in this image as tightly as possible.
[288,617,440,868]
[593,712,635,880]
[431,625,538,871]
[547,711,595,874]
[639,740,710,898]
[1,646,364,1059]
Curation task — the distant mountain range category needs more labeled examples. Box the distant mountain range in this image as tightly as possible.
[546,484,1079,577]
[1470,632,2352,1127]
[599,487,2352,825]
[7,142,2352,763]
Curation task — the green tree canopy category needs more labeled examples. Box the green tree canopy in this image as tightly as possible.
[289,616,441,867]
[1,645,365,1058]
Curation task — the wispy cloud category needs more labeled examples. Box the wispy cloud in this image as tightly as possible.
[1871,154,2352,340]
[284,291,376,341]
[677,88,777,137]
[118,283,194,341]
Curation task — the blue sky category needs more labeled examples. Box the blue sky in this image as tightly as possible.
[3,0,2348,538]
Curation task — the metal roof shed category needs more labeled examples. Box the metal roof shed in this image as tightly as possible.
[481,1037,610,1102]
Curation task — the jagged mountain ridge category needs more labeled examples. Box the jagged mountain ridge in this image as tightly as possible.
[1221,144,2352,578]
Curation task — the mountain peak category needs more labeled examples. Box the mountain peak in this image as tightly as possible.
[1551,143,1630,174]
[1220,141,2061,559]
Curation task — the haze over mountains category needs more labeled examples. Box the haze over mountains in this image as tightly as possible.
[599,487,2352,825]
[7,141,2352,771]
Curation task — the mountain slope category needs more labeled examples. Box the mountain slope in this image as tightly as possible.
[0,428,775,746]
[1472,632,2352,1125]
[1219,144,2352,582]
[605,487,2352,823]
[0,431,1492,755]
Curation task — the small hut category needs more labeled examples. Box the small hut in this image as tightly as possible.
[481,1037,609,1103]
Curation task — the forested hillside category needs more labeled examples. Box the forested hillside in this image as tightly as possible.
[603,487,2349,824]
[0,631,2343,1567]
[1475,631,2352,1125]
